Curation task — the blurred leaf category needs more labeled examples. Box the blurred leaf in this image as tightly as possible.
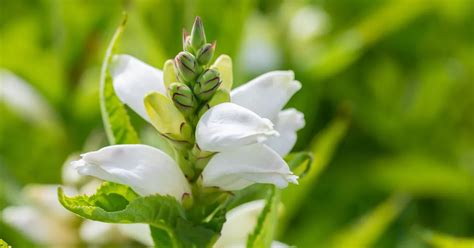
[418,229,474,248]
[330,194,409,248]
[0,239,10,248]
[247,186,279,248]
[99,15,140,145]
[280,115,349,230]
[307,0,432,79]
[369,155,474,201]
[285,151,313,179]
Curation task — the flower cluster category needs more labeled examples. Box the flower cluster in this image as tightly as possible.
[66,16,305,245]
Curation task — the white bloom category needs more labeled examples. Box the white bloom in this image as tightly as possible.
[80,220,153,246]
[230,70,305,156]
[196,103,278,152]
[201,143,298,191]
[110,55,166,122]
[214,200,290,248]
[0,69,56,124]
[73,144,191,201]
[72,54,303,198]
[1,185,78,246]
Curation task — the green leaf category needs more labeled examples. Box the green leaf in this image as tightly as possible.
[330,194,409,248]
[418,229,474,248]
[150,226,175,247]
[100,15,140,145]
[285,151,313,179]
[247,186,279,248]
[280,116,349,231]
[58,182,184,227]
[0,239,10,248]
[58,182,223,247]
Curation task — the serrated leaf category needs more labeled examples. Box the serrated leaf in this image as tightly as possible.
[58,182,222,247]
[100,15,140,145]
[246,186,279,248]
[58,182,185,228]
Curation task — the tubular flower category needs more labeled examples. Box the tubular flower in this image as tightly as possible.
[72,52,303,199]
[70,16,304,211]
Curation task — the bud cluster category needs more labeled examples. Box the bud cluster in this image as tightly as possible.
[171,17,220,117]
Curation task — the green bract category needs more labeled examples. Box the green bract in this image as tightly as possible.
[58,182,225,247]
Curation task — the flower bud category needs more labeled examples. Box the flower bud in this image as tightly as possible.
[196,42,216,65]
[190,16,206,51]
[174,51,198,82]
[168,82,197,116]
[194,69,221,101]
[182,29,194,53]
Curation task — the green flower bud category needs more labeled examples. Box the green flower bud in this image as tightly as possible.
[194,69,221,101]
[168,82,197,116]
[196,42,216,65]
[174,51,198,82]
[182,29,194,53]
[190,16,206,51]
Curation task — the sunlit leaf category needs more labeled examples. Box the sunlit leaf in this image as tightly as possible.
[418,229,474,248]
[280,116,349,230]
[247,186,279,248]
[330,194,409,248]
[58,182,223,247]
[99,15,140,145]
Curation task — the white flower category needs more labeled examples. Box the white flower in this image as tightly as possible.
[214,200,290,248]
[1,185,79,246]
[73,144,191,201]
[71,54,304,199]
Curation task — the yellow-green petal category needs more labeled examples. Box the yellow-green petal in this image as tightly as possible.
[211,54,233,91]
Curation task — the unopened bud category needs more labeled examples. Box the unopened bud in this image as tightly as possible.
[181,193,193,209]
[194,69,221,101]
[168,82,197,116]
[190,16,206,51]
[182,30,194,53]
[196,42,215,65]
[174,51,198,82]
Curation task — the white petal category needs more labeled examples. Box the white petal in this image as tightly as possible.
[110,54,165,122]
[214,200,265,248]
[265,108,305,156]
[196,103,278,152]
[1,206,78,245]
[22,184,76,221]
[271,241,291,248]
[117,224,154,246]
[231,71,301,120]
[73,144,190,201]
[80,220,120,245]
[0,69,56,124]
[202,144,298,191]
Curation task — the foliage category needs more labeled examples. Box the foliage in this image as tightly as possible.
[1,0,473,247]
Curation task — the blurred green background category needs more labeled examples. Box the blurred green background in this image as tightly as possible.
[0,0,473,247]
